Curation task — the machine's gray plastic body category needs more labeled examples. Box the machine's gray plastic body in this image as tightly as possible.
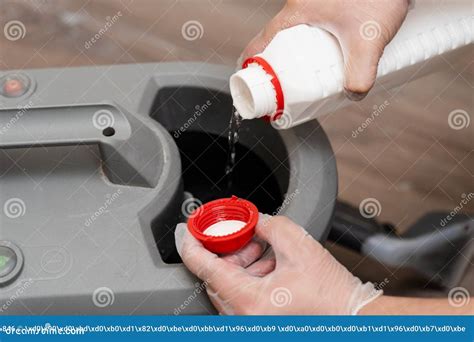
[0,63,337,314]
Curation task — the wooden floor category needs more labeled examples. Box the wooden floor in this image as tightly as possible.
[1,0,473,295]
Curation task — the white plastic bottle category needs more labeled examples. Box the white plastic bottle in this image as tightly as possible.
[230,1,472,128]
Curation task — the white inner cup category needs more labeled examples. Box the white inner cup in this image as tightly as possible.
[203,220,246,237]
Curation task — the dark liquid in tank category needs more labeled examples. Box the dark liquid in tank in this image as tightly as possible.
[175,131,283,214]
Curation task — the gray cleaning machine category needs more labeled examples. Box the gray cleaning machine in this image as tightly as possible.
[0,63,337,314]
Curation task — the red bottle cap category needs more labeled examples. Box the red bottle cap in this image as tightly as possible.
[187,196,259,254]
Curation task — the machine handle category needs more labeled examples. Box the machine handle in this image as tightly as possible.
[0,105,128,148]
[0,105,162,188]
[328,201,395,252]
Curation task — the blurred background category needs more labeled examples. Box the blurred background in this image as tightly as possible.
[1,0,473,298]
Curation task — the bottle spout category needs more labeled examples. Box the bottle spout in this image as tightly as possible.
[230,64,277,120]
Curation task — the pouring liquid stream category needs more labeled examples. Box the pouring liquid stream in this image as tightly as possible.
[225,108,242,193]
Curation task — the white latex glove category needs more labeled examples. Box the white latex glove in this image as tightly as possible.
[175,214,382,315]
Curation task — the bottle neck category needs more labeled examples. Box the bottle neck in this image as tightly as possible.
[229,63,277,120]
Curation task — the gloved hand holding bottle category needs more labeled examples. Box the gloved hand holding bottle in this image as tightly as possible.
[230,0,471,127]
[241,0,410,99]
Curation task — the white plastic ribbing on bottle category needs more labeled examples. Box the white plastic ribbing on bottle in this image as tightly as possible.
[231,64,277,120]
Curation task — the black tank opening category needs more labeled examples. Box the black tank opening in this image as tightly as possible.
[150,86,290,263]
[175,131,283,213]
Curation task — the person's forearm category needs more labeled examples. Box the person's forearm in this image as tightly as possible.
[359,295,474,315]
